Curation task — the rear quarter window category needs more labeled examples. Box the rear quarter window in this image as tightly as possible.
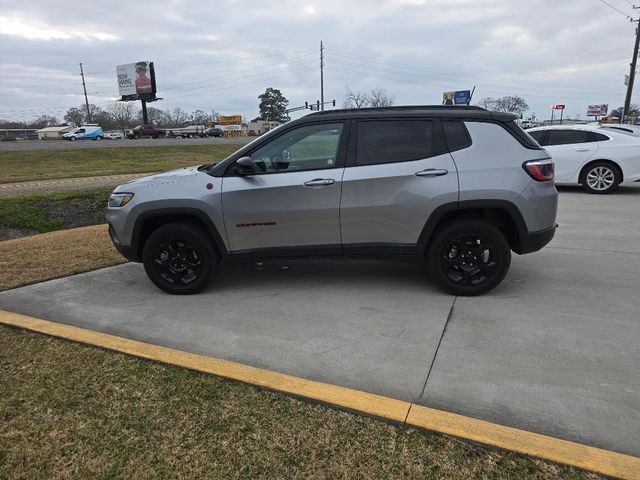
[442,120,472,152]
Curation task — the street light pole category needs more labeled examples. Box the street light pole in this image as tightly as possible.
[623,17,640,123]
[320,41,325,111]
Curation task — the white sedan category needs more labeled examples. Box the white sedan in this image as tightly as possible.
[527,125,640,194]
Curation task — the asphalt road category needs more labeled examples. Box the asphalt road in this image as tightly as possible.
[1,184,638,457]
[0,136,254,152]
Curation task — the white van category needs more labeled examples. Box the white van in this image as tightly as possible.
[62,124,104,141]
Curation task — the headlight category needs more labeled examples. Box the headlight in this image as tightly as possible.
[108,192,134,208]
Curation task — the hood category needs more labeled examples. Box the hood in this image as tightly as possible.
[121,166,200,188]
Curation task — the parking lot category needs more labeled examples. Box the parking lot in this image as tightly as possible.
[0,183,638,459]
[0,136,254,152]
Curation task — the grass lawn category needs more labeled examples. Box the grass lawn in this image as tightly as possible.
[0,224,124,291]
[0,144,241,184]
[0,188,112,239]
[0,324,600,479]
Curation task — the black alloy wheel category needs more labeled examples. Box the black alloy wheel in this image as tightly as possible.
[142,223,218,294]
[428,219,511,296]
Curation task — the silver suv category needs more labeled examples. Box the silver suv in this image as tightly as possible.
[107,106,557,296]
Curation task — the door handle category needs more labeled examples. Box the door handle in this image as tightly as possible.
[575,148,590,152]
[304,178,335,186]
[415,168,448,177]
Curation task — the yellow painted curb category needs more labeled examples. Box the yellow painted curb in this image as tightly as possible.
[1,309,639,479]
[407,405,640,479]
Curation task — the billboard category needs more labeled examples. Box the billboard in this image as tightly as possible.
[587,104,608,116]
[442,90,471,105]
[117,61,156,100]
[219,115,242,125]
[551,104,565,110]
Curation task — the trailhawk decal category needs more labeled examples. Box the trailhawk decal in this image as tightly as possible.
[236,222,277,228]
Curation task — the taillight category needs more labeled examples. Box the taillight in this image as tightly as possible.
[523,159,554,181]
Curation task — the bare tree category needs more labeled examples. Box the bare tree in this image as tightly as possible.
[31,115,59,128]
[477,97,497,110]
[344,87,370,108]
[190,109,211,125]
[164,107,190,127]
[63,107,85,126]
[108,101,136,132]
[369,88,395,107]
[344,87,395,108]
[492,96,529,116]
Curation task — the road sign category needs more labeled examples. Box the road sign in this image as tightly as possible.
[587,104,608,116]
[551,104,565,110]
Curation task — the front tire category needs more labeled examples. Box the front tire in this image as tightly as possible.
[581,161,621,194]
[142,223,218,294]
[427,219,511,296]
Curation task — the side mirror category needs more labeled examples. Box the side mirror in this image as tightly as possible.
[236,156,255,175]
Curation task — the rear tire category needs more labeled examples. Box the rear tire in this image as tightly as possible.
[580,161,621,194]
[142,223,218,295]
[427,219,511,296]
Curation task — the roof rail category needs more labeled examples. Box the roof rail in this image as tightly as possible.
[308,105,487,116]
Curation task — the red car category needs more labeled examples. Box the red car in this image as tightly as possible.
[129,125,166,139]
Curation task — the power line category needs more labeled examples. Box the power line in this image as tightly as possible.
[597,0,634,19]
[327,50,618,94]
[326,53,626,96]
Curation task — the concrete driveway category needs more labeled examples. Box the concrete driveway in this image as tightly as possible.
[1,184,639,457]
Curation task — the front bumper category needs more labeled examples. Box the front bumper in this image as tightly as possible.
[108,224,140,262]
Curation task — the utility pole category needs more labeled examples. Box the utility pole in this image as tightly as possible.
[320,41,325,111]
[79,63,91,123]
[623,14,640,124]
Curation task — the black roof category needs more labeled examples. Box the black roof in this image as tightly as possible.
[304,105,516,122]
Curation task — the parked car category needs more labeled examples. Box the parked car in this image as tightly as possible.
[204,127,224,138]
[527,125,640,193]
[107,105,557,296]
[62,124,104,141]
[129,125,166,139]
[104,131,124,140]
[599,123,640,137]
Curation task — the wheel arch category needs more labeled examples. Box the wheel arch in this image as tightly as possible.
[418,200,529,255]
[131,208,228,262]
[579,159,624,184]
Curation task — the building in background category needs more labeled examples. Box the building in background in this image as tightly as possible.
[248,121,281,136]
[37,126,74,139]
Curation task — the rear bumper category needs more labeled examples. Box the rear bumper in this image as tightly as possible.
[515,225,556,255]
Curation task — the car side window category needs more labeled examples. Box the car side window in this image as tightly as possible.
[589,132,610,142]
[249,123,343,174]
[442,120,472,152]
[356,120,446,166]
[528,130,547,146]
[546,129,591,146]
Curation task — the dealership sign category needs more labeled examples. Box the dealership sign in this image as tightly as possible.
[587,104,608,116]
[551,104,565,110]
[220,125,242,131]
[443,90,472,105]
[219,115,242,125]
[116,61,156,100]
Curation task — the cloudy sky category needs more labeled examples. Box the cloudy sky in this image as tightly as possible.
[0,0,638,122]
